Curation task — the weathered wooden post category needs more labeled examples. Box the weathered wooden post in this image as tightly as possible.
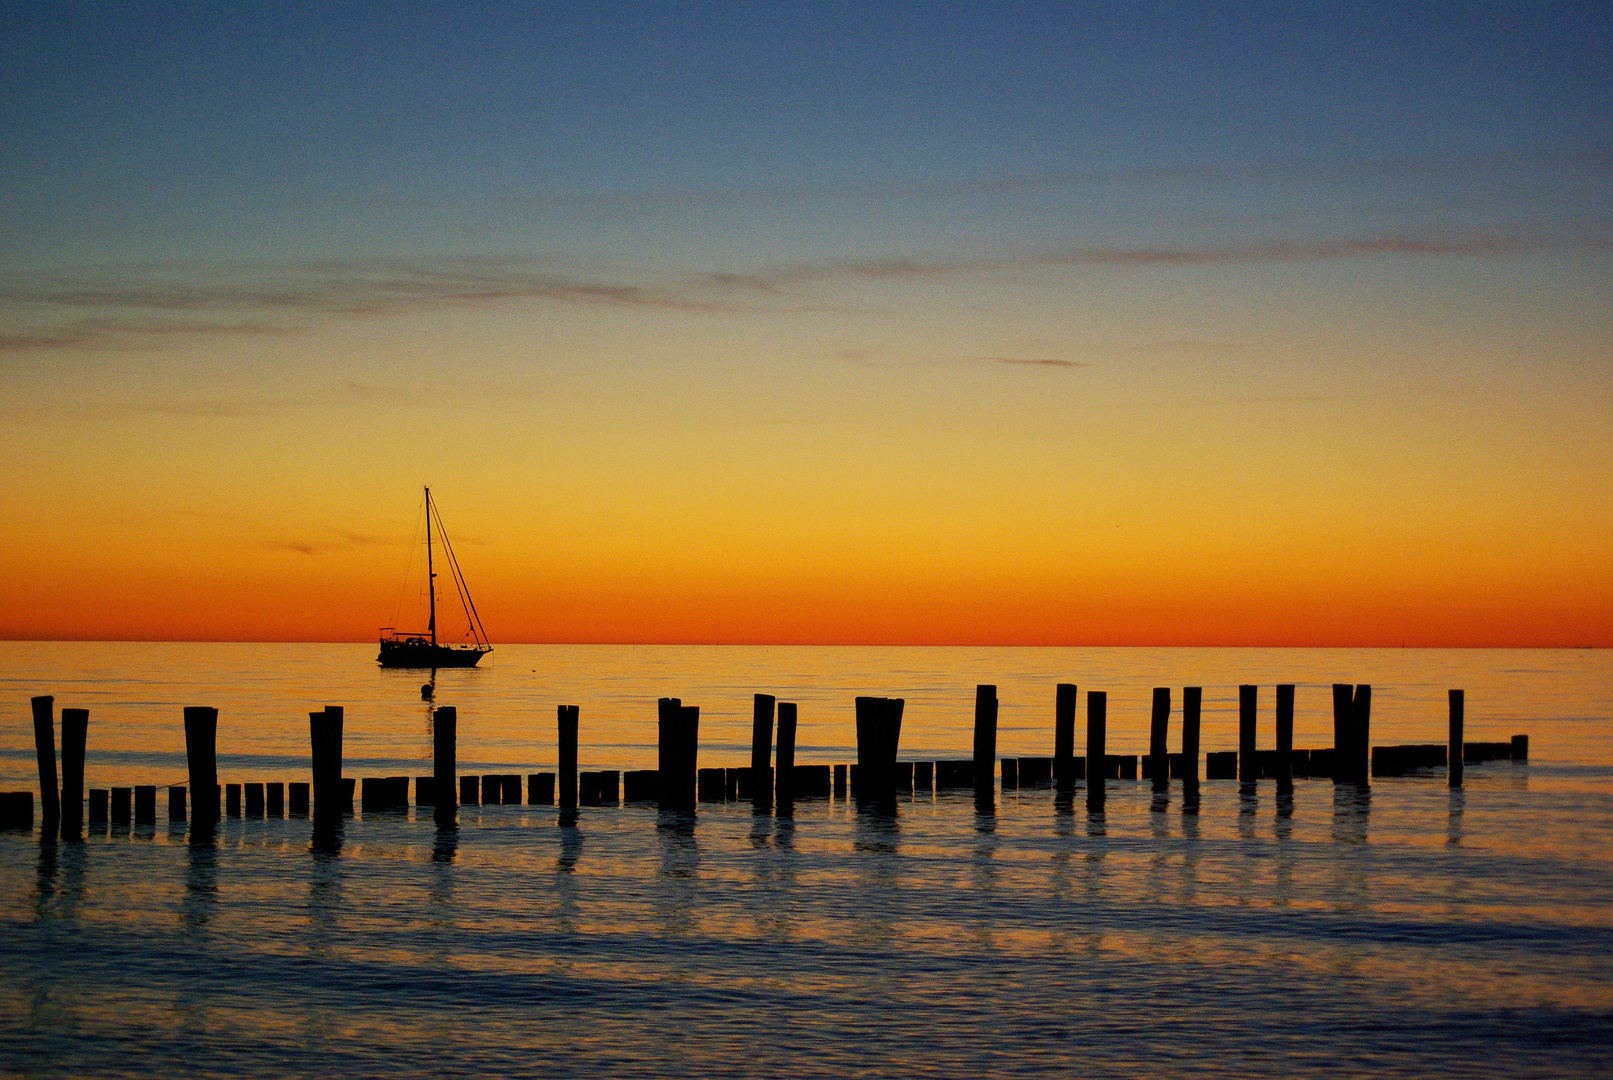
[973,685,998,808]
[1182,687,1201,792]
[112,787,132,824]
[1149,687,1170,792]
[135,785,156,824]
[244,783,264,817]
[1054,683,1077,791]
[60,707,87,838]
[309,706,343,820]
[184,706,219,825]
[31,696,60,833]
[752,693,775,810]
[1239,685,1258,782]
[1086,691,1107,812]
[433,705,457,826]
[1332,684,1353,782]
[289,782,310,816]
[169,786,186,822]
[559,704,579,811]
[776,702,797,815]
[266,782,284,817]
[658,698,698,811]
[1276,684,1295,786]
[855,697,905,806]
[1352,684,1372,784]
[1449,690,1464,788]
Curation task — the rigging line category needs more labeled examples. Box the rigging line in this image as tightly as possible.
[431,498,489,647]
[388,490,426,631]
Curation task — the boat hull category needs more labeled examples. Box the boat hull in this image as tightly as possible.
[377,638,491,669]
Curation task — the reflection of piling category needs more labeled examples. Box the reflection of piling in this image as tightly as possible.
[776,702,797,815]
[1451,693,1464,786]
[185,706,220,825]
[752,694,775,810]
[855,696,905,806]
[559,705,579,811]
[31,696,60,832]
[1086,691,1107,812]
[1238,685,1257,783]
[1054,683,1077,790]
[60,707,87,838]
[1275,684,1295,786]
[1149,688,1170,791]
[658,698,698,811]
[972,685,997,809]
[433,705,457,826]
[1182,687,1201,792]
[309,706,343,820]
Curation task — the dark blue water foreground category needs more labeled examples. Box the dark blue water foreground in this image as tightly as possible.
[4,773,1611,1079]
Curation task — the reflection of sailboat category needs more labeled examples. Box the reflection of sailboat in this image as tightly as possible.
[378,488,492,668]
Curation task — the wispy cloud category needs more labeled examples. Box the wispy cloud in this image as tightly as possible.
[980,357,1092,368]
[0,398,301,424]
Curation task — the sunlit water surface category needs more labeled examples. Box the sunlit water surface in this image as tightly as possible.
[2,644,1610,1077]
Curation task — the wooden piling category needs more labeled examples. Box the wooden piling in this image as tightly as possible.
[244,783,263,817]
[1001,758,1018,789]
[1054,683,1077,790]
[1276,685,1295,785]
[169,785,186,822]
[433,705,457,824]
[1446,690,1464,787]
[289,782,310,816]
[1511,734,1528,760]
[856,696,906,804]
[529,772,555,805]
[1086,691,1107,811]
[559,704,579,811]
[1149,688,1170,791]
[1182,687,1201,789]
[112,786,133,824]
[308,706,342,820]
[697,767,726,802]
[833,763,848,798]
[776,702,797,814]
[226,784,241,817]
[0,792,34,830]
[1331,684,1353,782]
[31,696,60,831]
[182,706,219,825]
[1352,685,1372,784]
[266,782,284,817]
[89,789,108,823]
[135,785,156,824]
[1238,685,1258,782]
[752,694,775,809]
[58,707,87,837]
[579,771,601,806]
[657,698,698,811]
[972,685,998,803]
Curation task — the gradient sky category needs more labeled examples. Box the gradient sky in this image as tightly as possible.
[2,1,1609,646]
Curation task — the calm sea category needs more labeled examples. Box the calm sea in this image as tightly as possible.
[2,643,1610,1077]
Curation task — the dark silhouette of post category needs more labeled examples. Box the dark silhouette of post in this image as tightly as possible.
[1451,693,1464,786]
[309,706,343,820]
[855,697,905,806]
[1239,685,1257,782]
[433,705,457,825]
[1086,691,1107,812]
[31,696,60,833]
[559,704,579,811]
[169,786,186,822]
[60,707,87,838]
[266,782,284,817]
[1352,684,1372,784]
[184,706,219,825]
[973,685,998,808]
[1182,687,1201,792]
[135,785,157,824]
[776,702,797,816]
[1149,688,1170,791]
[1332,684,1353,782]
[658,698,698,811]
[751,693,775,810]
[1054,683,1077,790]
[1276,684,1295,786]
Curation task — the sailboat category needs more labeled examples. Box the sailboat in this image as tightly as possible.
[377,487,493,668]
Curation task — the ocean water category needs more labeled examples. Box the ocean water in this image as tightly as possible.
[2,643,1611,1077]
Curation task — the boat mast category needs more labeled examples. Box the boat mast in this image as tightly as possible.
[425,486,437,647]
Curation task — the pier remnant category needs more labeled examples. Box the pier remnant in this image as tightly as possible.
[244,783,264,817]
[973,685,997,808]
[460,775,479,806]
[289,782,310,816]
[434,705,457,825]
[1055,683,1077,790]
[226,784,241,818]
[1086,691,1107,811]
[185,706,220,825]
[1449,690,1464,788]
[1276,685,1295,786]
[658,698,698,811]
[0,792,33,830]
[529,772,556,805]
[1182,687,1202,791]
[31,696,60,832]
[169,786,186,822]
[856,696,906,804]
[559,704,580,811]
[1206,751,1238,779]
[308,706,343,820]
[135,785,156,824]
[112,786,133,824]
[776,702,797,815]
[752,694,775,810]
[267,782,284,817]
[1149,688,1170,791]
[60,708,88,838]
[1239,685,1258,783]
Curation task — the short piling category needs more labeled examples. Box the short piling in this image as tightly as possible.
[776,702,797,815]
[245,783,264,817]
[169,786,186,822]
[529,773,555,805]
[31,696,60,832]
[1054,683,1077,790]
[266,782,284,817]
[134,785,156,824]
[112,786,132,824]
[289,782,310,816]
[434,705,457,825]
[460,775,479,805]
[226,784,241,817]
[1086,691,1107,812]
[60,707,87,838]
[752,694,775,810]
[185,706,220,825]
[559,704,579,811]
[89,789,108,823]
[1276,685,1295,786]
[1149,688,1170,792]
[1239,685,1257,783]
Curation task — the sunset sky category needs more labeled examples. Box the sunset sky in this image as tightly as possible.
[2,1,1609,646]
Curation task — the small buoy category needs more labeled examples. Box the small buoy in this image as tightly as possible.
[421,683,434,700]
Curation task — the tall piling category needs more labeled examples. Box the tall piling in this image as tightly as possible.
[1086,691,1107,812]
[1239,685,1258,783]
[855,697,905,806]
[1149,688,1170,792]
[1182,687,1202,791]
[1276,684,1295,786]
[1451,693,1464,786]
[1352,684,1372,784]
[309,706,343,820]
[184,706,219,825]
[658,699,698,811]
[752,694,775,810]
[31,696,60,833]
[973,685,998,808]
[1332,684,1353,782]
[60,707,87,838]
[1054,683,1077,790]
[433,705,457,826]
[776,702,797,815]
[559,704,579,811]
